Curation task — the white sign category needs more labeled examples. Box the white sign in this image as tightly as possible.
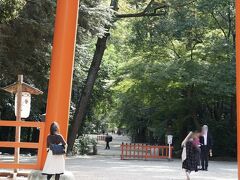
[167,135,173,160]
[15,92,31,118]
[167,135,173,145]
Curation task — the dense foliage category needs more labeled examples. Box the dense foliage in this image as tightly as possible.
[104,0,236,157]
[72,136,97,155]
[0,0,112,149]
[0,0,236,157]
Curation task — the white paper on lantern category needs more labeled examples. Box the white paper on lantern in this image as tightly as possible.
[15,92,31,118]
[167,135,173,145]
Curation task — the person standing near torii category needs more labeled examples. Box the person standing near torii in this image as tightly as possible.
[199,125,213,171]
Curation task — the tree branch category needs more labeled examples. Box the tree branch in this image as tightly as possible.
[115,0,196,19]
[211,11,228,40]
[116,12,167,18]
[170,40,181,58]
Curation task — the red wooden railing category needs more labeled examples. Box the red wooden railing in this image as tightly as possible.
[120,143,173,160]
[0,120,45,170]
[97,135,106,141]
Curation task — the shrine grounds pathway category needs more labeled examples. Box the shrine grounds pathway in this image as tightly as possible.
[66,155,237,180]
[0,134,238,179]
[67,134,237,180]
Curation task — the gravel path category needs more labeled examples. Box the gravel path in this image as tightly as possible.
[0,134,237,179]
[66,156,237,180]
[67,134,237,180]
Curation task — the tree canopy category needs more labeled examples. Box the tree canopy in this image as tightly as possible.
[0,0,236,157]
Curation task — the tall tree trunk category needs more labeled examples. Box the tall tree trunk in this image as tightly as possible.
[67,0,118,153]
[230,95,236,126]
[67,36,109,152]
[67,0,169,152]
[187,84,200,128]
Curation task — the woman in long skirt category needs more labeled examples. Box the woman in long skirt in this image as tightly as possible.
[182,132,199,180]
[42,122,67,180]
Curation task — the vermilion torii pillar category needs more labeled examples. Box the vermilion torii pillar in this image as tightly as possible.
[40,0,80,168]
[237,0,240,179]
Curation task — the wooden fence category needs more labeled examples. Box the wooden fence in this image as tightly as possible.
[97,135,106,141]
[0,120,45,170]
[120,143,173,160]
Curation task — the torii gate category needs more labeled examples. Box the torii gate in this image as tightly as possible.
[0,0,240,179]
[0,0,80,176]
[49,1,239,178]
[44,1,240,178]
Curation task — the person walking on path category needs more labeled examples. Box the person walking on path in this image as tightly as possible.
[42,122,67,180]
[199,125,213,171]
[192,131,201,169]
[105,133,112,150]
[182,131,200,180]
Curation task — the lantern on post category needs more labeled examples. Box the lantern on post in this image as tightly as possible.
[1,75,43,171]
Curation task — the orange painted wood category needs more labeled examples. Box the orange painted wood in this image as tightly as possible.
[129,143,132,158]
[41,0,80,169]
[0,120,45,128]
[120,143,173,160]
[137,144,140,158]
[126,143,128,158]
[0,142,39,148]
[97,135,106,141]
[36,123,45,166]
[0,163,39,170]
[236,0,240,178]
[133,144,136,158]
[0,120,45,170]
[145,144,148,159]
[121,143,123,160]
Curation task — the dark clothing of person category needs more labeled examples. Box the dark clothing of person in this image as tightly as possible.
[106,142,110,149]
[195,146,201,166]
[43,134,66,180]
[199,133,213,170]
[199,133,213,150]
[200,145,209,170]
[47,134,66,148]
[105,135,112,150]
[182,141,199,172]
[47,174,60,180]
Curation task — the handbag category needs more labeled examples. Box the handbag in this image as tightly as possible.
[49,144,65,155]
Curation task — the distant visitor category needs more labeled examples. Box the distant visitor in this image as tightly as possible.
[200,125,213,171]
[105,133,113,150]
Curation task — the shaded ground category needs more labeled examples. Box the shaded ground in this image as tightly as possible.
[68,134,237,180]
[0,134,237,179]
[94,134,130,156]
[67,156,237,180]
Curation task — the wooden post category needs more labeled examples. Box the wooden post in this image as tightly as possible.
[145,144,148,160]
[40,0,79,169]
[14,75,23,172]
[126,143,128,159]
[121,142,123,160]
[237,0,240,178]
[154,146,156,159]
[137,144,139,159]
[168,143,171,160]
[129,143,131,159]
[133,144,136,159]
